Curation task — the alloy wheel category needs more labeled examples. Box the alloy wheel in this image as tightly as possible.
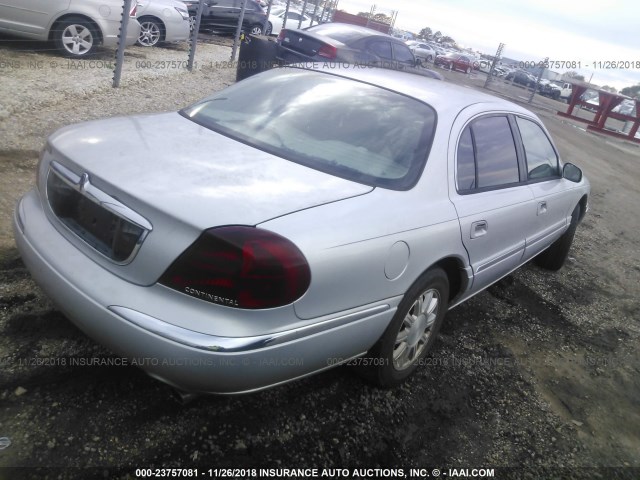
[62,24,94,56]
[393,288,440,371]
[138,21,161,47]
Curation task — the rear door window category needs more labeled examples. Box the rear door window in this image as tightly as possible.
[392,43,415,64]
[473,116,520,188]
[368,41,393,60]
[456,115,521,191]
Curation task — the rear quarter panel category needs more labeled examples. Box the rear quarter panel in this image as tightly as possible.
[260,127,469,320]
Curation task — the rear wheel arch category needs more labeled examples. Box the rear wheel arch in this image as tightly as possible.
[431,256,469,303]
[357,266,450,387]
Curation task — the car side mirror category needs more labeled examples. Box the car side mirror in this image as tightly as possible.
[563,163,582,183]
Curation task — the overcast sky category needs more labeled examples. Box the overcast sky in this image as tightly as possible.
[334,0,640,91]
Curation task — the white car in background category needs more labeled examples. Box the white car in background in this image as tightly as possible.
[265,7,311,36]
[407,41,436,64]
[0,0,140,57]
[136,0,191,47]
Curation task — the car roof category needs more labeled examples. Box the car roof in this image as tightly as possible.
[287,64,534,117]
[305,22,403,44]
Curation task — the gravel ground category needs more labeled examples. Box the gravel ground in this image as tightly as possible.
[0,39,639,480]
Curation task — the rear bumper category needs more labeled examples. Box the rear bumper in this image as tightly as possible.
[13,189,395,394]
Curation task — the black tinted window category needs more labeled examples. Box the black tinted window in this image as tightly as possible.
[393,43,415,64]
[457,126,476,190]
[473,116,520,188]
[515,117,559,179]
[368,41,393,60]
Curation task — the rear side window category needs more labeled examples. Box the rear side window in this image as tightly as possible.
[392,43,415,64]
[515,117,560,180]
[368,41,393,60]
[474,116,520,188]
[456,115,520,191]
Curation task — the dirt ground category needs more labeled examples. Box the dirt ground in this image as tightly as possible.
[0,37,639,480]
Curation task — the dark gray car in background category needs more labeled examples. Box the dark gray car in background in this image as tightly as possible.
[183,0,266,35]
[276,23,443,80]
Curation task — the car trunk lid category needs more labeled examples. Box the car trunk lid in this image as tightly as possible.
[43,112,373,285]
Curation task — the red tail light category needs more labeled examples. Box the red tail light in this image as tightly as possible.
[318,43,337,59]
[129,2,138,17]
[159,226,311,310]
[277,30,286,42]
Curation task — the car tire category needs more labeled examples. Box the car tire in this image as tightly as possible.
[427,55,433,62]
[248,24,263,35]
[534,203,581,271]
[356,268,449,388]
[137,17,164,47]
[265,21,272,36]
[52,17,99,57]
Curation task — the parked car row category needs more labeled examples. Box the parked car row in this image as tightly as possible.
[0,0,141,57]
[265,6,312,36]
[276,23,443,80]
[183,0,266,36]
[0,0,192,56]
[505,69,538,87]
[434,52,476,73]
[537,79,562,100]
[136,0,191,47]
[406,41,436,65]
[405,40,482,74]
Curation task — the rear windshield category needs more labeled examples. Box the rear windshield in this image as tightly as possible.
[182,68,436,190]
[306,23,371,44]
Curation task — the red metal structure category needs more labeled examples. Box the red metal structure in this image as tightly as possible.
[557,83,640,144]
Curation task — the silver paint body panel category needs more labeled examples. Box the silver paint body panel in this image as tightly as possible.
[14,65,590,393]
[0,0,140,46]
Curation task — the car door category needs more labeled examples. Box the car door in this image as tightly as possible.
[458,55,471,71]
[205,0,236,30]
[271,11,285,33]
[285,12,304,29]
[0,0,69,36]
[513,115,576,260]
[392,42,416,68]
[365,40,393,66]
[449,113,535,295]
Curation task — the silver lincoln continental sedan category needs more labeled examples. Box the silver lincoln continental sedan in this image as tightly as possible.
[13,65,590,394]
